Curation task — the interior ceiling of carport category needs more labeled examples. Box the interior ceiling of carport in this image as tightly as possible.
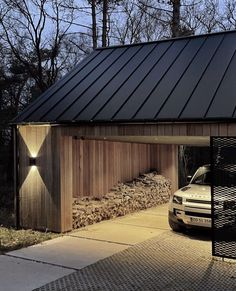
[14,30,236,124]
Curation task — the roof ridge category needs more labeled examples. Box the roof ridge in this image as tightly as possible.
[95,30,236,51]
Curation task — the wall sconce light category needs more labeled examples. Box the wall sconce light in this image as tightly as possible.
[29,157,37,166]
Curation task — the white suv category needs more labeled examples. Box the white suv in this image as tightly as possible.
[168,165,211,231]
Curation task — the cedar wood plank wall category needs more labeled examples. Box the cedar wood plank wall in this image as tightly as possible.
[18,122,236,232]
[72,139,177,198]
[18,126,57,231]
[19,126,75,232]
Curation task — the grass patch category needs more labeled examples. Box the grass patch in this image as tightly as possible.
[0,208,15,227]
[0,227,59,253]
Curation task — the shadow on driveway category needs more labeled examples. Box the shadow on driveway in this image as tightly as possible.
[178,228,212,242]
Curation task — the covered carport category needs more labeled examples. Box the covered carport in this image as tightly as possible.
[13,30,236,259]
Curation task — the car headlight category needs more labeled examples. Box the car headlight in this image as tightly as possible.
[173,195,183,205]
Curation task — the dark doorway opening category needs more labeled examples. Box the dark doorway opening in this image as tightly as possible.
[178,146,211,188]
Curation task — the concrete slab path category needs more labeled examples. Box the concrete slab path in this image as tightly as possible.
[0,204,170,291]
[8,236,128,270]
[0,255,73,291]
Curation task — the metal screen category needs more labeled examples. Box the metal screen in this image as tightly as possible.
[212,137,236,259]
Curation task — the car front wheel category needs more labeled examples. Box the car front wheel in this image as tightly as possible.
[168,216,185,232]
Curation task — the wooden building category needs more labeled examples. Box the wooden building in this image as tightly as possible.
[13,30,236,232]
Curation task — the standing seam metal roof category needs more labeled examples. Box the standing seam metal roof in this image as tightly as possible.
[14,30,236,124]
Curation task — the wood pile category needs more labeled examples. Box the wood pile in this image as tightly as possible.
[72,172,171,229]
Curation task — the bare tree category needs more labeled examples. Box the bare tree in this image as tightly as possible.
[83,0,122,48]
[180,1,201,34]
[220,0,236,30]
[131,0,195,39]
[194,0,221,33]
[171,0,181,37]
[111,0,145,44]
[110,0,166,44]
[0,0,83,94]
[102,0,108,46]
[91,0,98,48]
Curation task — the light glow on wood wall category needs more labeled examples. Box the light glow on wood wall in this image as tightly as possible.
[20,125,51,158]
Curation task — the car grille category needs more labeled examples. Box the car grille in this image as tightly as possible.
[186,199,211,204]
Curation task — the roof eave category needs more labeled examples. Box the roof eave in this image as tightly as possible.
[12,117,236,127]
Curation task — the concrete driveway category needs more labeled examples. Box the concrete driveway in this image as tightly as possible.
[35,230,236,291]
[0,204,171,291]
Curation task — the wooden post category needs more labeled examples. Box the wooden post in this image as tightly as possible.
[13,125,20,229]
[59,135,73,232]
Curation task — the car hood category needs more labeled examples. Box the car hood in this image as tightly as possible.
[174,184,211,200]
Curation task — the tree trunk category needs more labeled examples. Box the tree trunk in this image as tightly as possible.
[91,0,97,49]
[102,0,108,47]
[171,0,181,38]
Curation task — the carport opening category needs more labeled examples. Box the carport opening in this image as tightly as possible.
[71,137,174,229]
[71,136,212,231]
[67,135,218,260]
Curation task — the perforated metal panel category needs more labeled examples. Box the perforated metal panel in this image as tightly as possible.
[212,137,236,259]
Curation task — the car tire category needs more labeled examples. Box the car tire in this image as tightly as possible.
[168,216,184,232]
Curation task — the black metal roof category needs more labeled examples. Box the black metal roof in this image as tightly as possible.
[14,30,236,124]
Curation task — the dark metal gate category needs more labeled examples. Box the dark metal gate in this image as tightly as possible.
[212,137,236,259]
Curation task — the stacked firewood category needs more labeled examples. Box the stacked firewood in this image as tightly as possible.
[72,172,171,229]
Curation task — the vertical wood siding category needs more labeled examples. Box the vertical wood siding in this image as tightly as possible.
[18,126,72,232]
[18,126,55,231]
[72,139,178,198]
[151,144,179,192]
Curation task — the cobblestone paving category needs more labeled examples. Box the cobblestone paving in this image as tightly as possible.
[34,231,236,291]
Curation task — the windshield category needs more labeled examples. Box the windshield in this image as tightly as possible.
[191,167,211,186]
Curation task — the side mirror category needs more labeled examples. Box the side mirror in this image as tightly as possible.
[187,175,192,183]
